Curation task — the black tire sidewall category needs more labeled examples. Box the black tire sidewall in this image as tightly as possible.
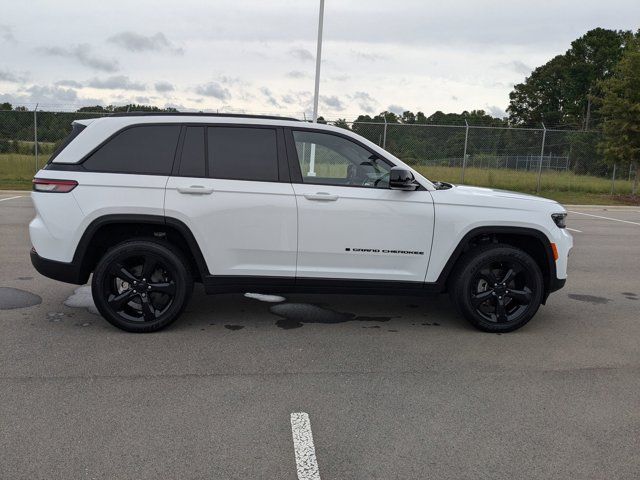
[453,245,544,333]
[91,240,193,333]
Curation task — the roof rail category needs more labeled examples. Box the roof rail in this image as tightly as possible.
[108,112,300,121]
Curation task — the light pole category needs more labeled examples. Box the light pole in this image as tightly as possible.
[308,0,325,177]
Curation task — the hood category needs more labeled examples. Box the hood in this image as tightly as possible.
[449,185,558,204]
[431,183,565,213]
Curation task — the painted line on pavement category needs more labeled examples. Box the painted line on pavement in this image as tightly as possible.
[291,412,321,480]
[568,210,640,226]
[0,195,23,203]
[566,227,582,233]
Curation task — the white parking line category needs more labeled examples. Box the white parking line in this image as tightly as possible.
[566,227,582,233]
[291,412,321,480]
[0,195,23,202]
[568,210,640,226]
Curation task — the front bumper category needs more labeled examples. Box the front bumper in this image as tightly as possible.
[30,248,86,285]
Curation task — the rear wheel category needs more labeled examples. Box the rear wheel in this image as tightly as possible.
[91,240,193,333]
[450,244,544,333]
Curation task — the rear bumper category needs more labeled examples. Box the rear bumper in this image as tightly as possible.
[30,248,85,285]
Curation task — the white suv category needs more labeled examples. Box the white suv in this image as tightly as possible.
[29,113,572,333]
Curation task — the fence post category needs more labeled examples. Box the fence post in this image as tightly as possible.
[611,163,617,195]
[461,120,469,184]
[33,104,39,172]
[536,123,546,194]
[382,116,387,149]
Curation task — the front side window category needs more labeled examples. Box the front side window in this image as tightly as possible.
[292,130,391,188]
[207,127,278,182]
[83,125,181,175]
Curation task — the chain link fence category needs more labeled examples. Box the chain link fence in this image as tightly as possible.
[0,108,636,196]
[330,120,637,197]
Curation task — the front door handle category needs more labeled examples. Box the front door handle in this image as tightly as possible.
[304,192,339,201]
[177,185,214,195]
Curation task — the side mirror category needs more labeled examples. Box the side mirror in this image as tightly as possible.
[389,166,419,191]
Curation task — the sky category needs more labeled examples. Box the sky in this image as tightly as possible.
[1,0,639,119]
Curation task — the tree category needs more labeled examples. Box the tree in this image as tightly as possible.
[598,37,640,195]
[508,28,634,128]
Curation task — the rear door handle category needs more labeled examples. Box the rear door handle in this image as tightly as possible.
[177,185,213,195]
[303,192,339,201]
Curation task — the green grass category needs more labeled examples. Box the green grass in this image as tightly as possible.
[414,165,636,204]
[0,154,51,190]
[1,153,636,204]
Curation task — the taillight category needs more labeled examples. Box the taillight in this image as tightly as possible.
[32,178,78,193]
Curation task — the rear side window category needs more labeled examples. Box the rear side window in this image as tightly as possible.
[207,127,278,182]
[83,125,180,175]
[179,126,206,177]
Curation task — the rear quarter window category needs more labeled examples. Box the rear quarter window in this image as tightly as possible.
[83,125,181,175]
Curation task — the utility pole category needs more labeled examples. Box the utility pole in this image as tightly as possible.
[536,123,547,194]
[308,0,325,177]
[34,103,38,172]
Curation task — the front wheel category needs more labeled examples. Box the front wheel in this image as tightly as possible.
[450,244,544,333]
[91,240,193,333]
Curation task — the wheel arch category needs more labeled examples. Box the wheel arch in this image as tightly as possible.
[73,214,210,284]
[436,226,556,301]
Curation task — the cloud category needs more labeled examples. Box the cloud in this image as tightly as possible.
[107,32,184,55]
[320,95,345,110]
[289,48,314,62]
[497,60,532,75]
[351,50,386,61]
[350,91,377,113]
[38,44,118,72]
[194,82,231,100]
[87,75,146,90]
[387,104,405,115]
[135,96,151,104]
[0,68,27,83]
[286,70,308,79]
[485,105,506,118]
[218,76,248,86]
[24,85,79,103]
[155,81,175,92]
[281,94,296,105]
[55,79,83,88]
[260,87,279,107]
[0,24,15,42]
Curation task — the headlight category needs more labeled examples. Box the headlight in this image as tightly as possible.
[551,213,567,229]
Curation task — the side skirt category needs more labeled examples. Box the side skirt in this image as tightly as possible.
[203,276,443,296]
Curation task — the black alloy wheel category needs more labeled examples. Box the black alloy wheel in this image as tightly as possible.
[92,240,193,332]
[450,244,544,333]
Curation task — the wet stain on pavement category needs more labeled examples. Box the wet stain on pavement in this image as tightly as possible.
[0,287,42,310]
[224,324,245,331]
[270,303,395,329]
[421,322,441,326]
[568,294,611,305]
[622,292,638,300]
[17,277,33,281]
[47,312,66,322]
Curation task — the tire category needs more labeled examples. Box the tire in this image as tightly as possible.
[91,239,193,333]
[449,244,544,333]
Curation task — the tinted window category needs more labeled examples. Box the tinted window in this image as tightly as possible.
[83,125,180,175]
[292,130,391,188]
[207,127,278,182]
[179,126,205,177]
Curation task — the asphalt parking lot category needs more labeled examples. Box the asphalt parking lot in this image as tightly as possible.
[1,192,639,480]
